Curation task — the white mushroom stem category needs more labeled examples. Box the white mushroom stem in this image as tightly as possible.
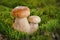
[13,17,30,33]
[29,23,38,34]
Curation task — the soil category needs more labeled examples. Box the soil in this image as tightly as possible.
[0,33,7,40]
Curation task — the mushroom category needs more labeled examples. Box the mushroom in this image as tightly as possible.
[12,6,30,33]
[28,16,41,34]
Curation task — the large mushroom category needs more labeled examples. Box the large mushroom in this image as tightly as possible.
[12,6,30,33]
[28,16,41,34]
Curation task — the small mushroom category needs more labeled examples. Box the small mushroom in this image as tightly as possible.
[12,6,30,33]
[28,16,41,34]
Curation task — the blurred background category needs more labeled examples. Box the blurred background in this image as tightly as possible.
[0,0,60,40]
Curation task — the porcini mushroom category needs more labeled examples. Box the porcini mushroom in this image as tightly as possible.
[12,6,30,33]
[28,16,41,34]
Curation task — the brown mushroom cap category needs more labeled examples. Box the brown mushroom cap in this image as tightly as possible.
[28,16,41,23]
[12,6,30,18]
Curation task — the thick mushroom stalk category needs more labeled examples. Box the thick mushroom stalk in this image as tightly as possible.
[12,6,30,33]
[28,16,41,34]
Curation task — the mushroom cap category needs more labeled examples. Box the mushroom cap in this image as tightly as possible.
[12,6,30,18]
[28,16,41,23]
